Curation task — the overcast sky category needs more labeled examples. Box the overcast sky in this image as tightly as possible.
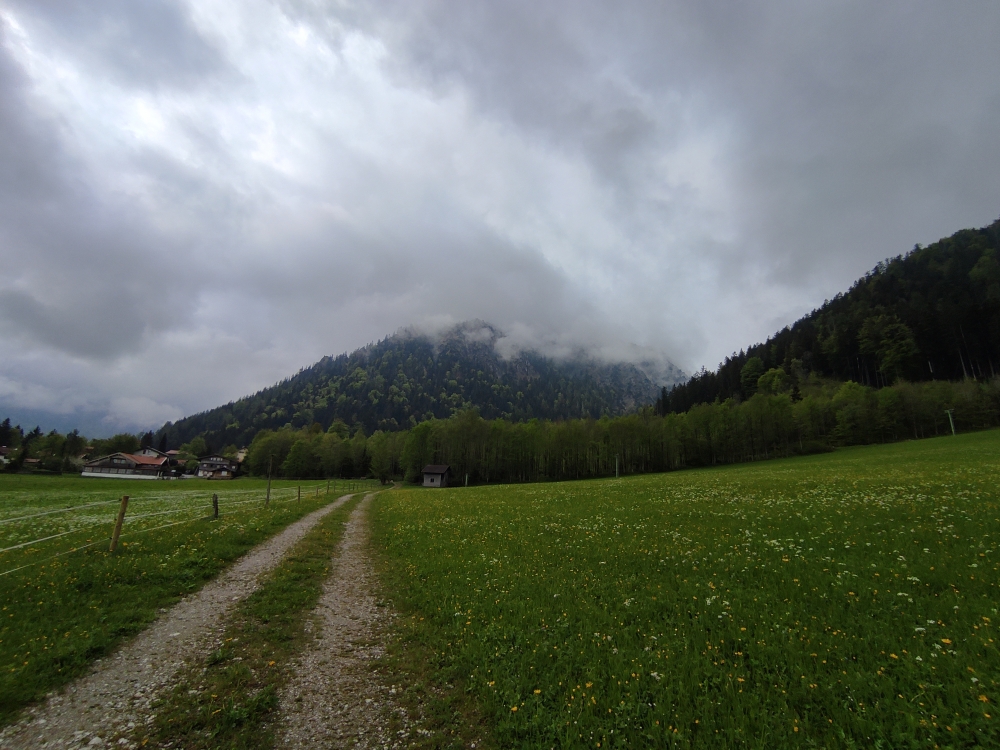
[1,1,998,436]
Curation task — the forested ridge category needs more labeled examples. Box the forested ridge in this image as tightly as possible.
[661,218,1000,414]
[8,220,1000,483]
[157,321,681,451]
[237,218,1000,486]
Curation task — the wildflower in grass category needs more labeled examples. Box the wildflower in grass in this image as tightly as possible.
[373,435,1000,748]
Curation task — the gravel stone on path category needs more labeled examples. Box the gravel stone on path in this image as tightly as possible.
[274,493,418,749]
[0,495,354,750]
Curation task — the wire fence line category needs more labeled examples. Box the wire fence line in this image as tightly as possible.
[0,482,357,577]
[0,479,359,515]
[0,538,108,578]
[0,490,364,578]
[0,521,109,554]
[0,499,125,526]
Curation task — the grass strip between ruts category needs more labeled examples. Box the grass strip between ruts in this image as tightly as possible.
[140,493,363,749]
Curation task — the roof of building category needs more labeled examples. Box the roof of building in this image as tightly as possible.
[422,464,450,474]
[131,454,168,466]
[84,452,168,467]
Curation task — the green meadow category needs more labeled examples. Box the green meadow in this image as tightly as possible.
[373,430,1000,748]
[0,475,372,725]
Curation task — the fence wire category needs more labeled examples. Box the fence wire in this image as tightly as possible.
[0,484,353,577]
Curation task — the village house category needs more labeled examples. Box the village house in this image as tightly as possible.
[196,454,239,479]
[422,464,450,487]
[81,452,169,479]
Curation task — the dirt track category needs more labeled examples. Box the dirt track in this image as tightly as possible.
[274,493,413,749]
[0,495,353,750]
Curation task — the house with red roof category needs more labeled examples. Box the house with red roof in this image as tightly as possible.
[81,452,170,479]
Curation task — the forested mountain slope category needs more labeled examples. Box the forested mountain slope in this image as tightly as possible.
[157,322,685,450]
[663,218,1000,413]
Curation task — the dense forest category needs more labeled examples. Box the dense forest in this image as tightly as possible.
[661,218,1000,414]
[238,376,998,484]
[157,321,682,451]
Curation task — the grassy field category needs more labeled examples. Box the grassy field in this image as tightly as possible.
[372,431,1000,748]
[0,474,372,725]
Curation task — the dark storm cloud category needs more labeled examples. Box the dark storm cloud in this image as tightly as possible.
[0,0,998,433]
[0,16,205,364]
[346,0,1000,279]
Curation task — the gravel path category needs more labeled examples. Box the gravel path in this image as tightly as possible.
[0,494,354,750]
[274,493,415,749]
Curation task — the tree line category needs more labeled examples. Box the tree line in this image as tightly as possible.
[5,372,996,482]
[0,419,230,475]
[664,218,1000,414]
[241,375,1000,485]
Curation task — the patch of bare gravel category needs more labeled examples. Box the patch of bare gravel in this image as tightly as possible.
[274,493,419,750]
[0,495,354,750]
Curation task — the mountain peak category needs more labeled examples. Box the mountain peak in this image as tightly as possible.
[158,321,687,448]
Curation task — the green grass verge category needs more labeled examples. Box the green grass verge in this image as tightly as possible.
[371,431,1000,748]
[372,557,497,749]
[140,493,363,749]
[0,477,340,727]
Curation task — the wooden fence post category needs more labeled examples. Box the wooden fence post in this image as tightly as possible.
[109,495,129,552]
[326,480,330,495]
[265,455,273,506]
[297,485,301,501]
[212,493,219,520]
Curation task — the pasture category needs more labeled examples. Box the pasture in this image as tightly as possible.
[0,474,372,725]
[373,430,1000,748]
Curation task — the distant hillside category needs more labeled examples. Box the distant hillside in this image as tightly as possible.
[158,322,686,449]
[664,217,1000,413]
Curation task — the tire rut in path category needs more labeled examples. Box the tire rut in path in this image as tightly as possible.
[274,493,413,749]
[0,494,355,750]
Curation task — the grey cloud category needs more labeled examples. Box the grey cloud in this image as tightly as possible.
[0,24,201,360]
[1,0,999,433]
[339,1,1000,283]
[0,288,149,358]
[5,0,227,89]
